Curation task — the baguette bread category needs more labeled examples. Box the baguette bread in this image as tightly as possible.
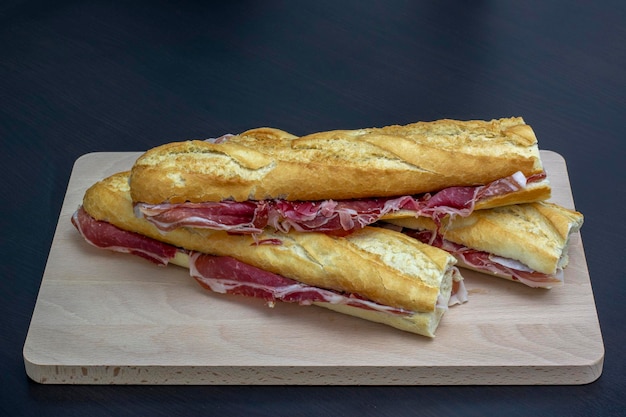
[80,172,461,321]
[152,251,456,337]
[129,117,548,204]
[385,201,584,277]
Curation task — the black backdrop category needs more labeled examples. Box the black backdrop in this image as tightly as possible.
[2,1,624,416]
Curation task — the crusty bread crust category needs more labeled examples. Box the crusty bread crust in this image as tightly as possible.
[386,202,584,275]
[82,172,458,314]
[129,117,546,203]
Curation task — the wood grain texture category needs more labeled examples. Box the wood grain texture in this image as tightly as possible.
[22,151,603,385]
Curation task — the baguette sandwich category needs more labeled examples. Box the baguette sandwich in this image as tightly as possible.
[71,172,467,337]
[129,117,551,236]
[382,202,584,288]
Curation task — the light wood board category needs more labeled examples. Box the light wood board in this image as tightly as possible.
[23,151,604,385]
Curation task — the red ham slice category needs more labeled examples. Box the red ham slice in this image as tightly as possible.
[135,201,268,234]
[72,207,178,265]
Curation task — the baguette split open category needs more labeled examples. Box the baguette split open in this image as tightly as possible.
[383,202,584,288]
[72,172,466,337]
[129,117,551,236]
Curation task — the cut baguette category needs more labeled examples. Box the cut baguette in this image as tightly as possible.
[385,201,584,276]
[164,251,457,338]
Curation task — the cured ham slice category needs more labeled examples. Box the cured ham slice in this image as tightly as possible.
[72,207,177,265]
[134,197,414,236]
[135,171,544,236]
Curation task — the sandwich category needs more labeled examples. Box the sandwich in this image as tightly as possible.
[129,117,551,236]
[71,172,467,337]
[382,202,584,288]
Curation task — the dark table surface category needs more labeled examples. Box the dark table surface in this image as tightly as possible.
[2,1,625,416]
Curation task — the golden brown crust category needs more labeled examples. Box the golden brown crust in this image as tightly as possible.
[129,117,547,204]
[83,172,458,314]
[385,201,584,274]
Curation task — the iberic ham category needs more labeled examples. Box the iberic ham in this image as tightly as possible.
[135,171,546,236]
[72,207,177,265]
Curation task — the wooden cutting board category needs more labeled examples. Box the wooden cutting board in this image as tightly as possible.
[23,151,604,385]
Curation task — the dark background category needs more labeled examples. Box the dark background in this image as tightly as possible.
[2,1,624,416]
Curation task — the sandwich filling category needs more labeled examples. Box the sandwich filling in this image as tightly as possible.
[134,171,546,236]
